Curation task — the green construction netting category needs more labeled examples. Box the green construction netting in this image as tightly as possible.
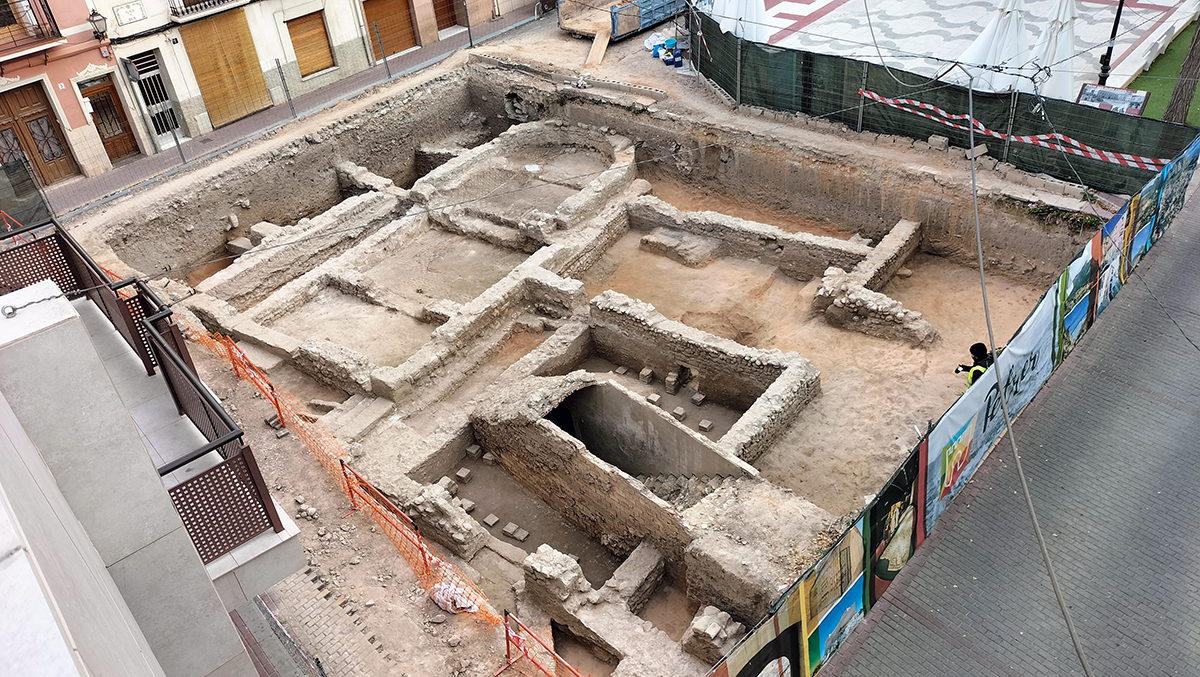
[692,12,1199,195]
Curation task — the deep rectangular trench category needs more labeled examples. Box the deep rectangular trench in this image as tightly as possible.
[101,64,1088,291]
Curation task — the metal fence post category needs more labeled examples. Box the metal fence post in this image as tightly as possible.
[735,37,742,107]
[1002,91,1018,163]
[856,62,868,133]
[373,22,392,79]
[275,59,296,119]
[463,0,474,47]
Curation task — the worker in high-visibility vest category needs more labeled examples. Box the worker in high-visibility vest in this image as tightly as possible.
[955,342,994,385]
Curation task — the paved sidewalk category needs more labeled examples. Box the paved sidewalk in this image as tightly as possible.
[824,197,1200,675]
[46,5,540,219]
[265,569,400,677]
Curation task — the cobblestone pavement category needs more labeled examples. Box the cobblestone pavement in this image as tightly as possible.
[264,569,402,677]
[823,198,1200,675]
[736,0,1191,88]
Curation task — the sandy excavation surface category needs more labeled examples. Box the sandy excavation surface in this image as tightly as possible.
[189,348,505,677]
[585,230,1043,516]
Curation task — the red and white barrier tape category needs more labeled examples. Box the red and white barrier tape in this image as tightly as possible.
[860,89,1171,172]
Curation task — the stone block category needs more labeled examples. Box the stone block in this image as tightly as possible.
[405,484,488,559]
[602,541,664,614]
[639,367,654,384]
[484,514,500,527]
[698,419,714,432]
[690,392,706,406]
[465,444,482,459]
[513,528,529,542]
[966,143,988,160]
[681,604,747,665]
[523,544,589,605]
[672,407,687,421]
[503,522,519,537]
[437,476,458,497]
[664,371,680,395]
[647,393,662,407]
[928,134,949,151]
[482,452,498,466]
[226,237,253,256]
[249,221,282,246]
[614,365,629,375]
[460,499,476,513]
[455,467,473,484]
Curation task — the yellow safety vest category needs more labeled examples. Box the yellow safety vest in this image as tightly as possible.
[967,364,988,385]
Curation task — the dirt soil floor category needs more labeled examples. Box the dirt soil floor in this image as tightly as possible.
[363,229,530,305]
[584,235,1043,516]
[645,173,855,240]
[189,347,506,677]
[268,287,435,367]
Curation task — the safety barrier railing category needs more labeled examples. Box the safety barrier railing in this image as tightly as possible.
[168,444,283,563]
[494,610,584,677]
[177,317,503,626]
[0,218,285,567]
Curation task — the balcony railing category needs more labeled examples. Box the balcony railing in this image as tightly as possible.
[0,220,283,564]
[0,0,61,57]
[168,0,243,19]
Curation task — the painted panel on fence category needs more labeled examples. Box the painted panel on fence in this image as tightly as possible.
[1157,138,1200,234]
[868,442,924,605]
[1052,234,1103,366]
[714,574,807,677]
[925,289,1055,533]
[803,516,866,675]
[1096,204,1129,316]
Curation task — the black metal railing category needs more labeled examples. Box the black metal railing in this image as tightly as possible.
[0,0,61,56]
[167,0,242,18]
[0,219,284,563]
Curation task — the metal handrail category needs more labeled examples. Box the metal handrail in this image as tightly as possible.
[142,316,246,475]
[0,0,61,55]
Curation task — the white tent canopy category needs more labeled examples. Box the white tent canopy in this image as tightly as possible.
[1031,0,1079,100]
[710,0,771,44]
[942,0,1037,93]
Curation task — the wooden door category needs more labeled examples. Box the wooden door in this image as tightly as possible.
[286,12,335,77]
[179,10,272,129]
[433,0,458,31]
[79,76,139,163]
[0,83,79,185]
[363,0,417,60]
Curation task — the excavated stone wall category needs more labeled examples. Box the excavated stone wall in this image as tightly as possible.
[626,195,870,281]
[556,382,749,478]
[473,374,693,562]
[589,291,815,413]
[465,59,1091,286]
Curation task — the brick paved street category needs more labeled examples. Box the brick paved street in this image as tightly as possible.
[264,569,401,677]
[824,198,1200,675]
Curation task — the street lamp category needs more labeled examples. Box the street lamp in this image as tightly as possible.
[87,9,108,41]
[1097,0,1125,85]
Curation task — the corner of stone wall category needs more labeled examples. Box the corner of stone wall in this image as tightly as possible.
[293,337,375,394]
[405,483,489,559]
[521,266,586,319]
[720,355,821,463]
[812,219,938,347]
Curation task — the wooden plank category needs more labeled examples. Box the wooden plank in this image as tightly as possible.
[584,27,611,68]
[287,11,335,77]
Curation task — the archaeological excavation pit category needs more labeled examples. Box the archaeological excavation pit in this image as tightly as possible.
[73,57,1105,673]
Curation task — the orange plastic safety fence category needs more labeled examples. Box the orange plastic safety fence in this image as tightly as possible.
[343,464,501,625]
[495,612,585,677]
[175,317,500,626]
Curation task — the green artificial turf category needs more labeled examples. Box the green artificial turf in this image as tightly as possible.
[1128,19,1200,127]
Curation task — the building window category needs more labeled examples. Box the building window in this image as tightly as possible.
[285,12,334,78]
